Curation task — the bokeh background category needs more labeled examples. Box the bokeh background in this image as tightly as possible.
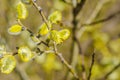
[0,0,120,80]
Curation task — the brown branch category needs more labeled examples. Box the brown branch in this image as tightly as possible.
[16,19,50,57]
[87,53,95,80]
[73,0,86,17]
[75,37,82,54]
[31,0,50,29]
[71,0,86,65]
[17,19,34,36]
[71,0,86,79]
[12,52,18,56]
[75,37,86,80]
[99,62,120,80]
[82,10,120,26]
[65,0,86,80]
[37,41,49,47]
[85,0,110,24]
[17,19,49,46]
[53,42,79,80]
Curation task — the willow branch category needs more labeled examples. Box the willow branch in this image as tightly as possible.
[17,19,33,35]
[87,53,95,80]
[82,10,120,26]
[17,19,49,46]
[67,0,86,80]
[85,0,110,24]
[37,41,49,47]
[75,37,86,80]
[16,19,49,57]
[31,0,50,29]
[73,0,86,17]
[53,42,79,80]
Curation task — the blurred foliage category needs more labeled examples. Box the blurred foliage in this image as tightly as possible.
[36,53,62,74]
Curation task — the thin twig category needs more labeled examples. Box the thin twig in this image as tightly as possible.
[17,19,49,46]
[85,0,110,24]
[12,52,18,56]
[75,37,86,80]
[37,41,49,47]
[99,62,120,80]
[31,0,50,29]
[87,53,95,80]
[72,0,86,17]
[82,10,120,26]
[17,19,33,36]
[75,37,82,54]
[16,19,50,57]
[60,0,72,5]
[53,42,79,80]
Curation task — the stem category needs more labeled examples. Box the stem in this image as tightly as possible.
[81,10,120,26]
[85,0,110,24]
[31,0,50,29]
[66,0,86,80]
[60,0,72,5]
[53,42,79,80]
[37,41,49,47]
[75,37,86,80]
[87,53,95,80]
